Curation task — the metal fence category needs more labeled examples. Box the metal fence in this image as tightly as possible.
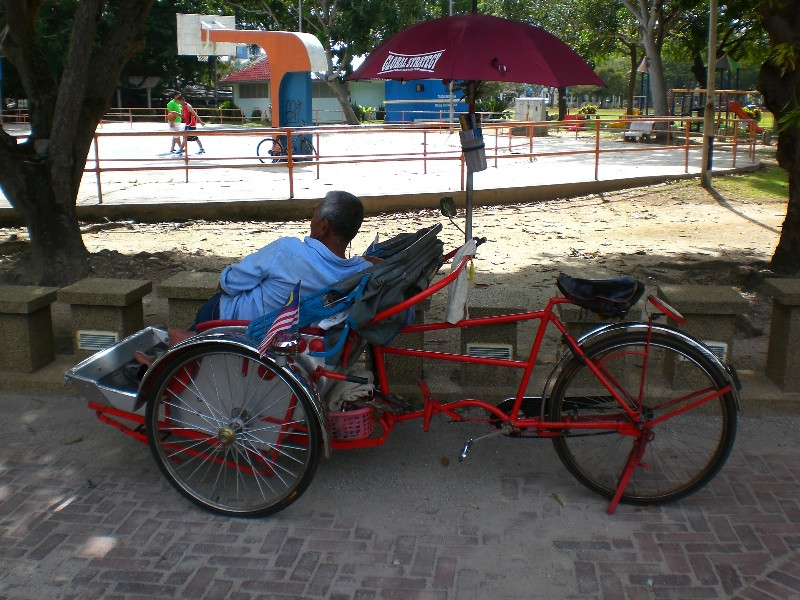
[78,115,760,204]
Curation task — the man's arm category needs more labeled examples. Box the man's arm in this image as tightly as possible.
[188,103,204,125]
[219,241,282,295]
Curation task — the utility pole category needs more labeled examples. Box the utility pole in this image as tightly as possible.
[701,0,718,188]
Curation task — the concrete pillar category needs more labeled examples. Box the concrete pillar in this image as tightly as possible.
[0,285,58,372]
[157,271,219,330]
[58,278,152,360]
[764,279,800,391]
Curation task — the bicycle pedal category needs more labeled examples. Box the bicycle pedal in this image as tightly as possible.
[458,427,509,461]
[459,440,472,461]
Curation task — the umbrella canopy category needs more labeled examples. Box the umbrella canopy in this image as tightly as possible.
[348,13,605,88]
[348,12,604,242]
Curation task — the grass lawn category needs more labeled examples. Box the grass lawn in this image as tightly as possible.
[714,154,787,200]
[589,107,774,130]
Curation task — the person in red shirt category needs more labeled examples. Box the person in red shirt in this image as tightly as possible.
[180,98,205,154]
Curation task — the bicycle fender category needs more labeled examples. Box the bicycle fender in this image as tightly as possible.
[136,332,333,457]
[547,322,741,412]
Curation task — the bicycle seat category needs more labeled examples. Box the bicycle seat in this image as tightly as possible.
[556,273,645,318]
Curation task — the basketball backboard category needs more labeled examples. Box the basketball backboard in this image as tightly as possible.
[176,13,238,57]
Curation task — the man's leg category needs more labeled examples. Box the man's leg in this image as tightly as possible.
[133,292,222,367]
[169,122,180,152]
[193,292,223,330]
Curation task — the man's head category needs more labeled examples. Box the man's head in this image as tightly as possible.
[172,91,182,100]
[312,191,364,245]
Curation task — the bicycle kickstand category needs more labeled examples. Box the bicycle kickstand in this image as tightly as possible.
[607,429,654,514]
[459,426,514,461]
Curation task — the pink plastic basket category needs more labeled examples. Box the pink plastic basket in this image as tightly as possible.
[328,407,374,440]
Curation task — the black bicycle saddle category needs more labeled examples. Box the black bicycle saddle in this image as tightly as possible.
[556,273,645,318]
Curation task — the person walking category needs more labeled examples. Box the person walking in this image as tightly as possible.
[166,91,183,154]
[180,97,205,154]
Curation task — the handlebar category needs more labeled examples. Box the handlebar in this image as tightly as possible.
[443,237,487,262]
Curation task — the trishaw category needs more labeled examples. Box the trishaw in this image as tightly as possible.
[65,221,741,517]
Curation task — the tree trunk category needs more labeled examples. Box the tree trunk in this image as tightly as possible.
[0,130,93,284]
[758,0,800,274]
[626,50,638,115]
[326,77,360,125]
[0,0,156,285]
[643,42,669,118]
[17,162,90,284]
[621,0,671,143]
[690,53,707,89]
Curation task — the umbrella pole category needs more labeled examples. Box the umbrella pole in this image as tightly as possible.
[466,171,473,241]
[465,81,476,242]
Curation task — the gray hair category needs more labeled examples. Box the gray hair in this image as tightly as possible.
[317,191,364,242]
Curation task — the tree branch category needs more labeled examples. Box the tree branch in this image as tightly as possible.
[3,1,58,141]
[49,0,103,180]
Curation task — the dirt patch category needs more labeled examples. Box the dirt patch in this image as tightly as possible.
[0,179,788,370]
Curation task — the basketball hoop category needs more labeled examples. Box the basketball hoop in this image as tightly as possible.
[197,55,209,62]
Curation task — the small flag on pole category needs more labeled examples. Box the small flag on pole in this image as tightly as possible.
[365,233,379,255]
[258,281,300,356]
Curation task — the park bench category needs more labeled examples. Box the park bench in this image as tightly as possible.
[622,120,655,142]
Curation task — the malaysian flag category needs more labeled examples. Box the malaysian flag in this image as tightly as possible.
[365,233,379,255]
[258,281,300,356]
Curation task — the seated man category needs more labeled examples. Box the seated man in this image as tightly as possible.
[194,190,372,326]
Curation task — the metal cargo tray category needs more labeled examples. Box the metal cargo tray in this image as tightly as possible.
[64,327,169,415]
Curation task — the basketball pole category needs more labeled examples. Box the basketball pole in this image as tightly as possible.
[700,0,717,189]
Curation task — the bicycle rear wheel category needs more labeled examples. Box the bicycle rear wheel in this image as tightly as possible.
[144,343,322,517]
[550,326,737,506]
[257,137,285,163]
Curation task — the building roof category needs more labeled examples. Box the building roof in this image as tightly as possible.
[219,58,271,84]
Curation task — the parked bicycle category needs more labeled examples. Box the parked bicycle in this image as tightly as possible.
[257,133,316,163]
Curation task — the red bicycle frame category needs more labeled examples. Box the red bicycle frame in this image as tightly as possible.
[319,254,732,458]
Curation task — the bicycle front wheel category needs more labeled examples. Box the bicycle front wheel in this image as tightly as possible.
[144,343,322,517]
[297,137,316,159]
[550,326,738,506]
[257,137,285,163]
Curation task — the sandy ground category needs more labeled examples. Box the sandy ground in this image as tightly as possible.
[0,176,786,375]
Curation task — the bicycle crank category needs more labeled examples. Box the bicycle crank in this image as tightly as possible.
[459,425,516,461]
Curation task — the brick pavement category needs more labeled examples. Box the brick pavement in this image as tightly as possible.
[2,394,800,600]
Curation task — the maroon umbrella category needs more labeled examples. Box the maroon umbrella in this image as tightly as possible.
[348,13,604,240]
[348,13,605,88]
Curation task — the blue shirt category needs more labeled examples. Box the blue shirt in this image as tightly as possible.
[218,236,370,320]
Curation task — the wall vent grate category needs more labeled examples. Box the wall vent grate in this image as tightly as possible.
[704,341,728,363]
[466,343,513,361]
[77,330,119,351]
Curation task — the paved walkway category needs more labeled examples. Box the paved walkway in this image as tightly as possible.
[2,394,799,599]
